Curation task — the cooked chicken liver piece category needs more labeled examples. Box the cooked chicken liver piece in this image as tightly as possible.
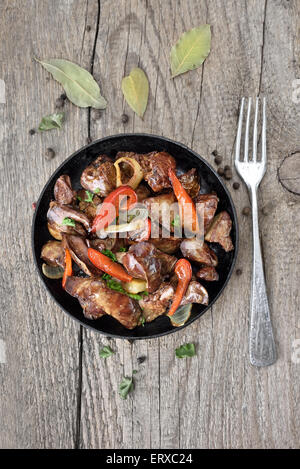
[204,211,234,252]
[180,239,218,266]
[196,266,219,281]
[41,240,65,268]
[65,277,141,328]
[139,279,209,321]
[194,193,219,232]
[63,235,101,276]
[143,192,178,232]
[77,188,102,220]
[178,168,200,198]
[47,201,90,232]
[80,155,116,197]
[121,242,177,293]
[54,175,76,205]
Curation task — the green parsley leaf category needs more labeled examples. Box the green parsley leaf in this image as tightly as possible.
[175,343,196,359]
[106,277,124,293]
[94,188,100,194]
[77,195,82,202]
[99,345,115,358]
[84,190,94,203]
[119,247,127,252]
[61,217,75,227]
[38,112,65,131]
[119,376,134,399]
[102,273,111,280]
[140,316,146,327]
[102,273,148,301]
[172,214,181,227]
[101,249,117,262]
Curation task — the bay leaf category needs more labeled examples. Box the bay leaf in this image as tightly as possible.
[121,68,149,118]
[35,58,107,109]
[170,25,211,78]
[38,112,65,131]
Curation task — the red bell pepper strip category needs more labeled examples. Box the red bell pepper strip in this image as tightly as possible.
[168,168,199,233]
[168,259,192,317]
[88,248,133,283]
[62,248,73,289]
[91,185,138,233]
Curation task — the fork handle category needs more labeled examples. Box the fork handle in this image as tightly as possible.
[249,187,276,366]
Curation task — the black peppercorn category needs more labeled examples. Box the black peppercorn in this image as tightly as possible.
[233,182,240,190]
[121,113,129,124]
[29,129,36,135]
[214,155,222,165]
[45,148,55,160]
[224,165,231,171]
[86,25,91,32]
[217,167,224,177]
[60,93,67,101]
[224,169,232,180]
[236,268,243,276]
[55,97,65,109]
[212,149,218,156]
[137,356,146,364]
[242,206,251,216]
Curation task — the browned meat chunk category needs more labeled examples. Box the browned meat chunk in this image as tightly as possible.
[47,201,90,233]
[180,281,209,306]
[62,235,101,276]
[139,283,174,322]
[150,235,181,254]
[80,155,116,196]
[121,242,177,293]
[180,239,218,266]
[65,277,141,328]
[54,175,75,205]
[204,211,234,252]
[143,192,178,232]
[117,151,176,192]
[194,193,219,232]
[77,189,102,220]
[41,240,65,268]
[135,184,151,202]
[178,169,200,198]
[196,266,219,282]
[87,236,127,253]
[143,151,176,192]
[139,280,209,321]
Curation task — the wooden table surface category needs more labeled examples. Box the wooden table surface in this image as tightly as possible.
[0,0,299,449]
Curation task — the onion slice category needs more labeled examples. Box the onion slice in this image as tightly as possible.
[169,303,193,327]
[104,207,148,234]
[114,157,144,189]
[42,263,64,279]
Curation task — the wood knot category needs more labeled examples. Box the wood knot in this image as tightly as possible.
[278,151,300,195]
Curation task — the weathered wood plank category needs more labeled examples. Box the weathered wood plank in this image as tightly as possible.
[0,0,97,448]
[80,0,300,449]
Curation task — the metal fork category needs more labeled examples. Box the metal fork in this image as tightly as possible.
[235,97,277,367]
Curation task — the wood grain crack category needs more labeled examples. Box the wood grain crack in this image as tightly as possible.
[258,0,268,95]
[88,0,101,140]
[75,0,101,449]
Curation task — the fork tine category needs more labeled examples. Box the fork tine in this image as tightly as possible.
[252,97,259,162]
[244,97,252,162]
[261,97,267,164]
[235,97,245,163]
